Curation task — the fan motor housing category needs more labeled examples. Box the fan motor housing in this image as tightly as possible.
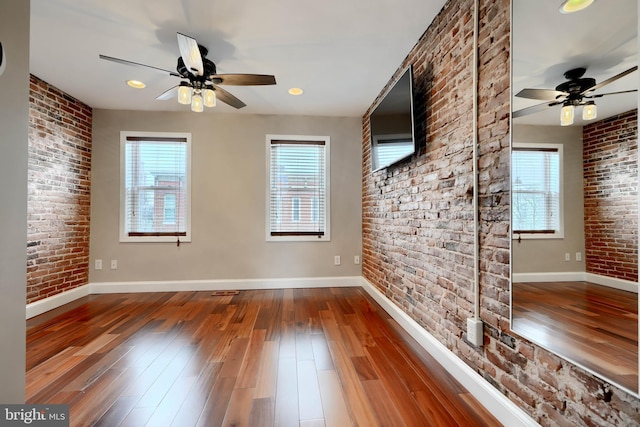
[556,77,596,95]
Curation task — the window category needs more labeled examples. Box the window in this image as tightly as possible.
[120,132,191,242]
[371,134,414,171]
[512,143,563,239]
[311,197,319,222]
[163,194,177,225]
[266,135,330,241]
[291,197,301,222]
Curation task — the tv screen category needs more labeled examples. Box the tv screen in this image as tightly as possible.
[370,65,416,172]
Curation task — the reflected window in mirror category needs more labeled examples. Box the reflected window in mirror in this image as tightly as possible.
[512,143,563,240]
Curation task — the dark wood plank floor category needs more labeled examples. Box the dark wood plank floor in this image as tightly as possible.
[512,281,638,392]
[27,287,500,427]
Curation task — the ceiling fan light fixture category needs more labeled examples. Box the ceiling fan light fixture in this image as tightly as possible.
[559,0,595,14]
[100,32,276,111]
[583,101,597,120]
[178,82,192,105]
[191,92,204,112]
[560,104,574,126]
[203,86,216,107]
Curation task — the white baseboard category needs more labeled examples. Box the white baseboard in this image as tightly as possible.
[513,271,638,293]
[90,276,362,294]
[25,276,361,319]
[360,279,538,427]
[512,271,584,283]
[26,284,91,319]
[585,273,638,293]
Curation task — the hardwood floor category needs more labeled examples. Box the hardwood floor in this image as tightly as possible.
[512,281,638,392]
[26,287,500,427]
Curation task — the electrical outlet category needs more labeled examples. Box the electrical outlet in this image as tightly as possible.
[564,253,570,262]
[94,259,102,270]
[110,259,118,270]
[576,252,582,261]
[467,318,484,346]
[334,255,341,265]
[354,255,360,265]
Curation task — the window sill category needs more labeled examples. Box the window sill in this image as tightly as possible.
[119,235,191,243]
[266,234,331,242]
[512,232,564,240]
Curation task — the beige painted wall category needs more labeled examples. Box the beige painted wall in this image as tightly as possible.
[512,124,585,274]
[0,0,29,403]
[90,110,362,283]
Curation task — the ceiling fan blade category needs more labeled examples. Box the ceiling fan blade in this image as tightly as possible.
[516,88,566,100]
[211,74,276,86]
[156,85,178,101]
[582,65,638,95]
[513,100,562,118]
[177,33,204,76]
[587,89,638,98]
[214,86,246,109]
[99,54,180,77]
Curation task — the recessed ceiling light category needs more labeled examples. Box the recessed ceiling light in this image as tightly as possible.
[559,0,595,14]
[126,80,146,89]
[288,87,303,96]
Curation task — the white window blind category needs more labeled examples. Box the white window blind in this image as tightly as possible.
[163,193,177,225]
[268,138,328,239]
[372,136,414,170]
[121,133,191,242]
[512,146,561,235]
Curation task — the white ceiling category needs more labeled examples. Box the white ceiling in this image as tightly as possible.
[513,0,638,126]
[29,0,447,118]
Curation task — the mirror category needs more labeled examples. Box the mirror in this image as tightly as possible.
[511,0,639,394]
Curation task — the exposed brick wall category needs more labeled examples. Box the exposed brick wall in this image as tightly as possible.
[27,75,92,304]
[583,110,638,282]
[362,0,640,425]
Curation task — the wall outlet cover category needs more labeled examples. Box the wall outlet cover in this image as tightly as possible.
[467,318,484,347]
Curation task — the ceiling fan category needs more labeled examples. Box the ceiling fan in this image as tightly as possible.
[513,65,637,124]
[99,32,276,111]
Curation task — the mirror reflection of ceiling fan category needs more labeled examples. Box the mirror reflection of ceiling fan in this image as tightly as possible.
[513,66,637,125]
[99,33,276,112]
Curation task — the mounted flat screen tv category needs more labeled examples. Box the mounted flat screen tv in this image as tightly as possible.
[370,65,416,172]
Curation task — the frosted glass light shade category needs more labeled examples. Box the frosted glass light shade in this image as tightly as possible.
[583,102,597,120]
[178,84,192,105]
[203,87,216,107]
[191,93,204,112]
[560,104,574,126]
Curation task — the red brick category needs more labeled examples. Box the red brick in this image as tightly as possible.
[583,111,637,281]
[27,75,92,304]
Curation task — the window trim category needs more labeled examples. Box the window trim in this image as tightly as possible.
[119,131,192,243]
[265,134,331,242]
[512,142,564,240]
